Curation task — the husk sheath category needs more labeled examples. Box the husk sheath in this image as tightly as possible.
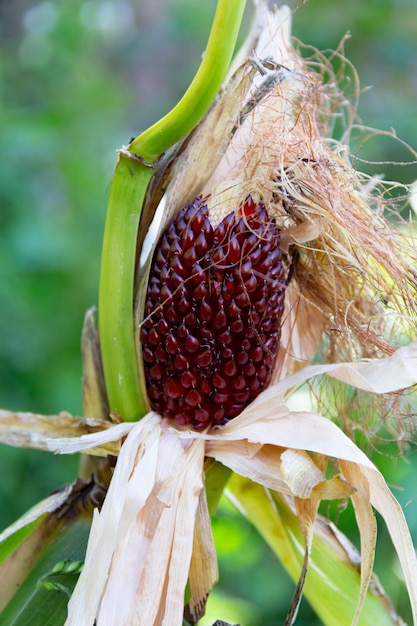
[99,154,153,422]
[137,4,417,436]
[201,43,417,382]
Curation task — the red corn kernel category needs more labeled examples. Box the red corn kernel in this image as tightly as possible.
[141,196,288,429]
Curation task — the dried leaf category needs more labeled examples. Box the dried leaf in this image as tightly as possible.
[0,409,113,455]
[81,308,109,421]
[280,449,353,500]
[205,439,290,494]
[325,341,417,393]
[187,489,219,624]
[285,497,318,626]
[65,413,160,625]
[339,461,377,626]
[363,464,417,624]
[46,419,135,456]
[65,414,206,626]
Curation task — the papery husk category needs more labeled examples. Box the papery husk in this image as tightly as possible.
[288,496,319,625]
[48,341,417,625]
[81,308,109,423]
[61,413,210,626]
[201,5,417,389]
[185,487,219,623]
[178,344,417,624]
[0,409,116,456]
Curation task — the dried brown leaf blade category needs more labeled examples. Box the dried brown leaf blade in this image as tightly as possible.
[284,497,319,626]
[340,461,378,626]
[0,410,116,456]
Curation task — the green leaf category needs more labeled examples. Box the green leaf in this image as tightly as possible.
[0,486,77,608]
[0,518,45,567]
[228,474,402,626]
[0,479,103,623]
[0,517,91,626]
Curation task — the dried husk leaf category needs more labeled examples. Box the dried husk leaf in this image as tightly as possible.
[45,419,131,456]
[357,462,417,623]
[204,440,290,494]
[81,308,109,422]
[63,414,206,626]
[340,461,378,626]
[64,413,161,625]
[47,340,417,625]
[280,449,354,500]
[0,409,116,456]
[286,497,319,625]
[185,488,218,624]
[274,281,326,380]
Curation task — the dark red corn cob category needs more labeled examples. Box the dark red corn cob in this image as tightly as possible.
[141,196,288,430]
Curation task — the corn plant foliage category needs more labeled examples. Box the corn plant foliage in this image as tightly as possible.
[0,518,91,626]
[229,477,399,626]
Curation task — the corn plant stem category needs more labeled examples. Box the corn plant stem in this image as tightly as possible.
[98,153,153,420]
[98,0,247,420]
[129,0,247,162]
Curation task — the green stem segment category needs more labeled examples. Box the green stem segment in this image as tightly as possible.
[130,0,247,162]
[98,0,247,421]
[98,153,153,421]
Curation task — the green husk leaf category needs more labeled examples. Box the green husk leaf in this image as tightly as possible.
[98,154,154,422]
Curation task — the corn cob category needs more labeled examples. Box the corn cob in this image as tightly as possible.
[141,195,288,429]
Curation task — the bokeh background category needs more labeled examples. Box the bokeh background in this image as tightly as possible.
[1,1,416,623]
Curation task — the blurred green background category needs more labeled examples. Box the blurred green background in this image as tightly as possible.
[0,1,416,623]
